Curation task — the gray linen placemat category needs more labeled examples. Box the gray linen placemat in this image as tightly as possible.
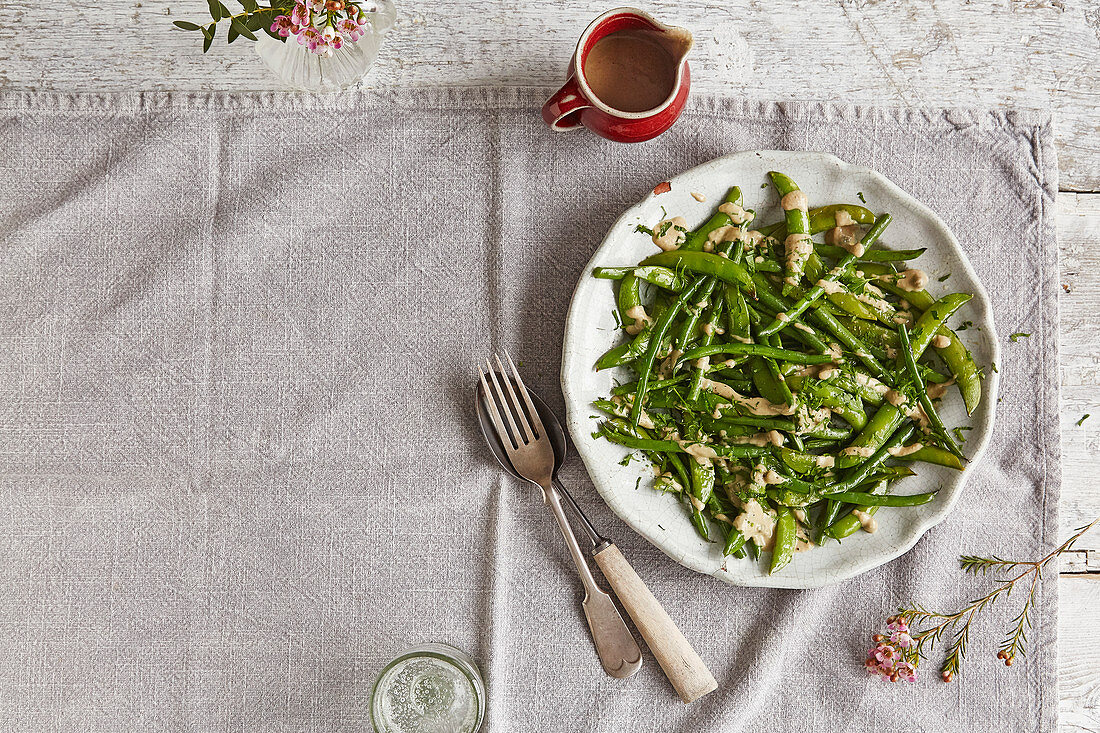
[0,88,1057,732]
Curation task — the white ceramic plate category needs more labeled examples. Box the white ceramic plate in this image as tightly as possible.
[561,150,1000,588]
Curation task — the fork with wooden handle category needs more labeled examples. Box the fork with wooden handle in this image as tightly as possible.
[478,351,719,704]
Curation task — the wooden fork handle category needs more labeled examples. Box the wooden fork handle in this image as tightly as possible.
[593,543,718,703]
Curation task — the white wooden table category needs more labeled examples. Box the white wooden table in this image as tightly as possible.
[4,0,1098,727]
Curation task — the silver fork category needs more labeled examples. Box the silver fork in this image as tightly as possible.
[478,352,642,678]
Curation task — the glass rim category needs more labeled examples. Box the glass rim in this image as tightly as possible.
[370,643,486,733]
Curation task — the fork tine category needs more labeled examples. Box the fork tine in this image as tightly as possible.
[478,364,516,450]
[485,360,525,447]
[503,349,547,439]
[493,353,535,443]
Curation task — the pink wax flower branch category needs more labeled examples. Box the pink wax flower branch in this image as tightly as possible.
[173,0,384,56]
[863,517,1099,683]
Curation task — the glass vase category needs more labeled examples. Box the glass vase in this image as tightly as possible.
[254,2,396,93]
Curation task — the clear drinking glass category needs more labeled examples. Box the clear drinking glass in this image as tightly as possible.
[371,643,486,733]
[254,1,396,93]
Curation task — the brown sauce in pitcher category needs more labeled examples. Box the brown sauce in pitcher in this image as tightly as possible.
[583,29,679,113]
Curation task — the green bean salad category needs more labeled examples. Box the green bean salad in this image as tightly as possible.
[590,172,983,575]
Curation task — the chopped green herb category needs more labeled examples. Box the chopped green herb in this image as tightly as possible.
[657,524,666,531]
[857,191,866,203]
[760,182,768,189]
[952,426,972,443]
[991,361,998,373]
[937,273,951,282]
[1009,332,1031,342]
[634,476,642,490]
[1077,414,1090,427]
[612,309,622,329]
[956,320,974,331]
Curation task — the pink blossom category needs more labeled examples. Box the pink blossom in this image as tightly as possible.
[290,2,310,27]
[887,617,910,634]
[873,644,897,664]
[312,32,342,56]
[894,661,917,682]
[270,15,294,37]
[336,16,367,41]
[304,0,326,11]
[891,629,914,649]
[297,26,322,50]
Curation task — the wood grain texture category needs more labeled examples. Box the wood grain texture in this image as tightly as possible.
[1058,193,1100,549]
[1060,576,1100,733]
[0,0,1098,188]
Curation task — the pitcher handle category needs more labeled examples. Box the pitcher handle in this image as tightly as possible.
[542,76,590,131]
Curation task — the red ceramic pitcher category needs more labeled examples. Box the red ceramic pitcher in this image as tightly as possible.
[542,8,693,143]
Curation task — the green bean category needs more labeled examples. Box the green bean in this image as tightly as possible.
[857,265,982,414]
[820,245,926,262]
[897,323,965,460]
[610,373,689,395]
[598,425,770,459]
[629,278,706,428]
[770,508,797,574]
[686,298,725,400]
[828,425,917,492]
[674,279,718,354]
[834,402,906,470]
[807,306,891,381]
[826,479,889,540]
[823,490,937,507]
[678,343,835,365]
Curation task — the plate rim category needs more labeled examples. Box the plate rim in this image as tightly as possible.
[560,149,1001,589]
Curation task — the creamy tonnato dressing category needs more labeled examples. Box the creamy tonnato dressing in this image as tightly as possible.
[582,29,681,113]
[700,378,795,416]
[931,334,951,349]
[852,509,877,534]
[624,304,653,335]
[826,222,864,256]
[926,377,955,400]
[887,442,924,457]
[894,269,929,292]
[677,440,718,464]
[733,498,776,551]
[717,201,752,225]
[732,430,786,448]
[652,216,686,250]
[783,234,813,286]
[690,191,706,202]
